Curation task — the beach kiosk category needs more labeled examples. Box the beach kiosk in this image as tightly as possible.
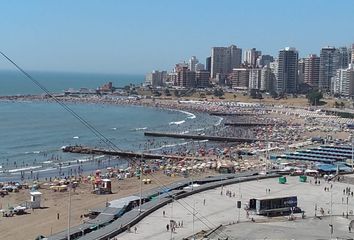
[101,179,112,194]
[299,175,307,182]
[30,191,42,209]
[278,176,287,184]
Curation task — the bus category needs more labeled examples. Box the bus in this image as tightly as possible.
[248,196,300,216]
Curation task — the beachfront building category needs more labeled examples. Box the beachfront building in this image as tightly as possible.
[276,47,299,94]
[332,64,354,97]
[298,58,305,85]
[256,54,274,68]
[196,70,210,88]
[244,48,262,68]
[177,66,196,88]
[206,56,211,73]
[211,45,242,82]
[351,44,354,64]
[230,67,249,90]
[269,60,278,92]
[195,62,205,71]
[319,46,340,92]
[338,46,350,69]
[145,70,167,87]
[260,66,275,92]
[249,68,262,90]
[304,54,320,88]
[167,72,178,86]
[189,56,199,72]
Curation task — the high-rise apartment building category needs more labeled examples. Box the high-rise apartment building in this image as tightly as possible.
[211,45,242,80]
[229,45,243,71]
[230,68,249,89]
[189,56,199,72]
[304,54,320,88]
[298,58,305,84]
[244,48,262,67]
[338,47,349,69]
[332,64,354,96]
[276,47,299,94]
[256,55,274,68]
[206,57,211,73]
[145,70,167,87]
[248,68,262,90]
[196,70,210,88]
[195,63,205,71]
[269,59,278,87]
[177,67,196,88]
[260,66,274,92]
[319,46,340,91]
[351,44,354,64]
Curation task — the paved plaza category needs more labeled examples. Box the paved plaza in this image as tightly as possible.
[117,175,354,240]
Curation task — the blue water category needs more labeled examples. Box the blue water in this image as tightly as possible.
[0,70,143,95]
[0,101,219,166]
[0,71,221,180]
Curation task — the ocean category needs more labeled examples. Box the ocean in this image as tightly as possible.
[0,70,143,96]
[0,70,221,180]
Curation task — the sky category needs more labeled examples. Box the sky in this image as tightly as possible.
[0,0,353,74]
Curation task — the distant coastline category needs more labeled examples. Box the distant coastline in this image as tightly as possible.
[0,93,226,115]
[0,70,144,96]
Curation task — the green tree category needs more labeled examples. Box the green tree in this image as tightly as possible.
[306,91,323,106]
[164,88,171,96]
[213,88,224,97]
[174,90,180,97]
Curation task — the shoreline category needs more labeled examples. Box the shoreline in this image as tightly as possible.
[1,93,354,239]
[0,95,223,181]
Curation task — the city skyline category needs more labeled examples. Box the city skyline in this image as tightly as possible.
[0,0,354,74]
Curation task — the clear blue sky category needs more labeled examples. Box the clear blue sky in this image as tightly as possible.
[0,0,353,74]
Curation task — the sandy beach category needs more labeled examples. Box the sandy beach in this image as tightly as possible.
[0,170,218,240]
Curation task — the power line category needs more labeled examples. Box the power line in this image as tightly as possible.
[0,51,123,153]
[0,51,233,240]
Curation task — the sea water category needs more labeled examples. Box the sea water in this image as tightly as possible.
[0,71,221,179]
[0,70,143,96]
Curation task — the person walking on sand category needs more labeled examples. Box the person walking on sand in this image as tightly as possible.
[134,226,137,233]
[166,224,169,231]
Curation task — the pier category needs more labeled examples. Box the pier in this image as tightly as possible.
[143,131,272,142]
[62,146,203,160]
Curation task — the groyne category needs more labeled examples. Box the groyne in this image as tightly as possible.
[143,131,274,142]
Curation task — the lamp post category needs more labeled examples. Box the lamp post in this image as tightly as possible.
[347,196,349,218]
[330,185,333,239]
[139,154,143,213]
[67,183,72,240]
[170,197,174,240]
[192,199,195,240]
[351,134,354,172]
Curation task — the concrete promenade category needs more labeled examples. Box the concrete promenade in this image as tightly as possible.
[117,175,354,240]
